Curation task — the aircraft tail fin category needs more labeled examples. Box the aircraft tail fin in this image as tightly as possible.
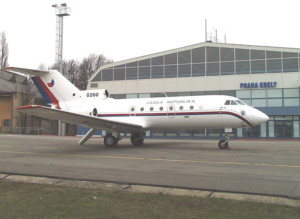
[5,67,79,109]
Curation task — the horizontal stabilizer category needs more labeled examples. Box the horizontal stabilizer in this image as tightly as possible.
[17,105,142,133]
[5,67,49,76]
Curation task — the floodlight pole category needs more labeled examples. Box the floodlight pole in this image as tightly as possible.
[52,3,71,136]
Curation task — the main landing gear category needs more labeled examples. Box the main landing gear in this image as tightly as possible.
[130,133,145,146]
[104,133,120,147]
[218,129,231,150]
[103,132,145,147]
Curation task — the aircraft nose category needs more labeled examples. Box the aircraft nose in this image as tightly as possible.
[250,110,269,126]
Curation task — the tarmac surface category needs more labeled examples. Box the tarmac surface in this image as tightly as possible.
[0,134,300,203]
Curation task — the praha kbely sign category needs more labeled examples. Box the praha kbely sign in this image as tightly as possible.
[240,81,277,89]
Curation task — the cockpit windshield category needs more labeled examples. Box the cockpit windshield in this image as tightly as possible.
[224,99,246,105]
[235,100,246,105]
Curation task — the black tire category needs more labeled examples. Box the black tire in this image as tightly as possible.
[131,134,144,146]
[104,134,118,147]
[218,139,228,149]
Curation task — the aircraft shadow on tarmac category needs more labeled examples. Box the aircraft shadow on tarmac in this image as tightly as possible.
[74,141,232,153]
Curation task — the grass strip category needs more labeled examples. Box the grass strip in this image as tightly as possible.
[0,181,299,218]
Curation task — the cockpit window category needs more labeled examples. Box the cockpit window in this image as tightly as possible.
[225,99,247,105]
[231,100,237,105]
[236,100,246,105]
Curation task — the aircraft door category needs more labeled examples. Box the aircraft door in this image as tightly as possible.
[167,105,175,118]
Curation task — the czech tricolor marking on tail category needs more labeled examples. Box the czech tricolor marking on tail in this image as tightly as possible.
[47,79,55,87]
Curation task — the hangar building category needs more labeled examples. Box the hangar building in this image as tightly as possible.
[85,42,300,139]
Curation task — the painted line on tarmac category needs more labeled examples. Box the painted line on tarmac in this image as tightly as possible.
[0,150,300,168]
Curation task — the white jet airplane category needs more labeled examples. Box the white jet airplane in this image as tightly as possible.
[6,67,269,149]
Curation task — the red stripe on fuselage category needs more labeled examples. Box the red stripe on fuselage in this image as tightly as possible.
[35,76,61,109]
[98,111,253,126]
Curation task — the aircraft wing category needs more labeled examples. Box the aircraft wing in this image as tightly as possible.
[17,105,143,133]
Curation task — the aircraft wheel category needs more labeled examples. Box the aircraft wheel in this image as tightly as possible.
[131,134,144,146]
[218,139,228,149]
[104,134,118,147]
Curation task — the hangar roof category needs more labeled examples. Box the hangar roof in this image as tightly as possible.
[0,69,27,85]
[89,42,300,82]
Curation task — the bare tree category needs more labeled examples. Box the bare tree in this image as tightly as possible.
[18,78,35,133]
[51,59,80,87]
[0,31,9,69]
[77,54,112,90]
[64,59,80,85]
[50,54,112,90]
[38,63,47,71]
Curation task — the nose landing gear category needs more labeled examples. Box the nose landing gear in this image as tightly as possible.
[218,136,230,150]
[218,129,231,150]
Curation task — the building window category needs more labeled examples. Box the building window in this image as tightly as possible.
[126,67,138,80]
[114,68,125,80]
[235,49,249,61]
[221,47,234,61]
[192,63,205,76]
[165,53,177,65]
[178,64,191,77]
[252,99,266,107]
[251,60,266,74]
[90,83,98,88]
[206,63,220,76]
[284,99,299,107]
[221,62,234,75]
[126,94,138,99]
[206,47,220,62]
[283,58,298,72]
[139,59,150,67]
[192,47,205,63]
[267,89,282,98]
[91,72,102,82]
[139,66,150,79]
[102,68,113,81]
[252,90,266,98]
[151,66,164,78]
[178,50,191,64]
[284,89,299,98]
[152,56,163,66]
[267,59,282,73]
[3,119,10,126]
[267,99,283,107]
[236,61,250,74]
[165,65,177,78]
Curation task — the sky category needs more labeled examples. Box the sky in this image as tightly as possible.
[1,0,300,69]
